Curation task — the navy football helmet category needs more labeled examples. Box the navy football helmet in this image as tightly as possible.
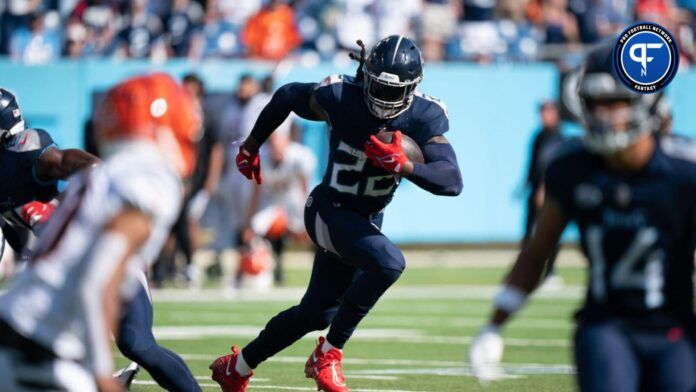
[363,35,423,119]
[577,42,663,154]
[0,88,25,142]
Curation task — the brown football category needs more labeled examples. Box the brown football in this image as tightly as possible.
[374,131,425,164]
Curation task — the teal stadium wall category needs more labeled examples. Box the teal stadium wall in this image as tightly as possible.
[2,60,694,243]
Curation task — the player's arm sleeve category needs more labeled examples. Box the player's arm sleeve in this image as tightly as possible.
[489,195,569,326]
[408,139,463,196]
[247,82,321,147]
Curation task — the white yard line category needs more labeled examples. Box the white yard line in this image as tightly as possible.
[347,375,400,381]
[164,312,573,329]
[151,286,583,303]
[357,315,572,329]
[276,248,587,269]
[268,356,464,367]
[153,325,422,340]
[347,364,575,377]
[117,352,457,367]
[144,353,573,369]
[151,325,570,347]
[135,363,574,391]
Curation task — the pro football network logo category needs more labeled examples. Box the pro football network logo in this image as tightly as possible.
[613,22,679,93]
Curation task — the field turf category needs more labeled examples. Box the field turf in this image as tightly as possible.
[121,249,586,391]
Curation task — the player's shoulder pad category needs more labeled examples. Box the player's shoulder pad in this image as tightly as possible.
[413,91,449,119]
[313,74,345,109]
[660,134,696,164]
[549,138,587,163]
[315,73,360,86]
[407,91,449,143]
[544,138,592,205]
[314,74,361,94]
[5,128,56,153]
[545,138,591,179]
[313,74,361,114]
[314,74,344,95]
[317,74,344,88]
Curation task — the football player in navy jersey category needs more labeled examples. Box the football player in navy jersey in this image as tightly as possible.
[210,35,463,392]
[470,43,696,392]
[0,87,99,253]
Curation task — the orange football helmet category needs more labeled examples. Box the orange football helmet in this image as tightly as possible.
[93,73,201,177]
[239,238,274,276]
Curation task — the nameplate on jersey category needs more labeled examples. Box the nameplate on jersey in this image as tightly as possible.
[338,141,367,159]
[574,183,603,209]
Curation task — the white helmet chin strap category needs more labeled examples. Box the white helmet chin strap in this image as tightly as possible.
[366,99,409,119]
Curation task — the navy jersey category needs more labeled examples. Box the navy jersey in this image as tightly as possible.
[0,128,59,213]
[313,74,449,215]
[546,136,696,328]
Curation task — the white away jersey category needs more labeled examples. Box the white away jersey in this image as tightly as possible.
[0,143,182,372]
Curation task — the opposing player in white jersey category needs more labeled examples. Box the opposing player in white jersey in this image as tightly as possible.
[0,73,201,392]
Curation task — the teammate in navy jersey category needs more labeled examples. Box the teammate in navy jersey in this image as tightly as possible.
[0,87,99,253]
[470,43,696,392]
[210,35,463,392]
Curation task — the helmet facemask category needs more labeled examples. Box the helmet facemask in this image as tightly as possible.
[578,72,660,154]
[363,66,422,119]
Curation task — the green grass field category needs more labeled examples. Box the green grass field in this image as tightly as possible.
[121,251,587,391]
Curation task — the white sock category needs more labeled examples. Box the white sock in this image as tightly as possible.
[321,339,341,353]
[235,351,253,376]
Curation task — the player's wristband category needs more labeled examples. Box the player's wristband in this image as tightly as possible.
[494,285,528,314]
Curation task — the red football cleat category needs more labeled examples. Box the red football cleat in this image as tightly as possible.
[304,337,349,392]
[209,346,253,392]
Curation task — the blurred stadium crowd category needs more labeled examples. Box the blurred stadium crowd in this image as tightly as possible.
[1,0,695,66]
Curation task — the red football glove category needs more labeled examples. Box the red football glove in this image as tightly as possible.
[236,145,262,184]
[364,130,408,174]
[20,201,55,227]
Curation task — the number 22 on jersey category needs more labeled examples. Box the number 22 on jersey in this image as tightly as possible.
[329,141,396,197]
